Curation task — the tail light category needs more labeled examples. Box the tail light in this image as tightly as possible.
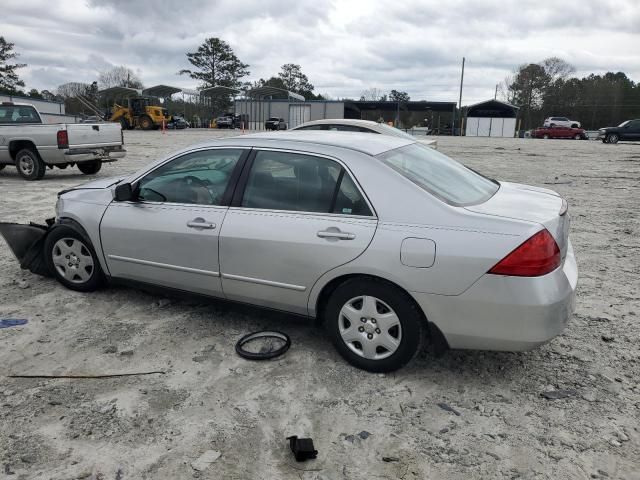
[489,229,560,277]
[57,130,69,149]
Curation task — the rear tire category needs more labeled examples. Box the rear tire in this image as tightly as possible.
[78,161,102,175]
[606,133,619,144]
[139,115,153,130]
[323,277,423,372]
[15,148,46,180]
[44,225,104,292]
[574,134,581,140]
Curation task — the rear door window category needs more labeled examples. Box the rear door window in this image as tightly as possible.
[241,150,372,216]
[0,106,41,124]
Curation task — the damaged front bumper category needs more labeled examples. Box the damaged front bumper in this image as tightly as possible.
[0,219,55,276]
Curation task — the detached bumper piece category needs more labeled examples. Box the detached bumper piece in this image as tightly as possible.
[0,220,54,277]
[287,436,318,462]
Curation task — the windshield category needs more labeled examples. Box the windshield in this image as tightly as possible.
[374,122,416,140]
[618,120,630,127]
[376,143,499,206]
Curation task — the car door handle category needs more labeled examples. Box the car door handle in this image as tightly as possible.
[317,229,355,240]
[187,218,216,230]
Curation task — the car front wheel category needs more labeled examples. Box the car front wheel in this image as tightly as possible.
[324,278,423,372]
[606,133,619,144]
[44,226,104,292]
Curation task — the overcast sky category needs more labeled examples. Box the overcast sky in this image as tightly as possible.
[2,0,639,104]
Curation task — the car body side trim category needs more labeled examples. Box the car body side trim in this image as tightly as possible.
[222,273,307,291]
[107,254,220,277]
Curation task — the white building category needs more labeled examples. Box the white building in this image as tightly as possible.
[465,99,519,137]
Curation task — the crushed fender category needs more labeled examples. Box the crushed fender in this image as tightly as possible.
[0,221,53,277]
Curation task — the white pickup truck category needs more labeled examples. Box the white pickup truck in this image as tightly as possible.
[0,102,126,180]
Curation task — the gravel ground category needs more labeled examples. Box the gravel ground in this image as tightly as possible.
[0,130,638,480]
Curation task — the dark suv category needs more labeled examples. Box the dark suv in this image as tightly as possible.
[265,117,287,130]
[597,120,640,143]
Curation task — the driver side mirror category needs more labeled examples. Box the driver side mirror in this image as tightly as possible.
[113,182,135,202]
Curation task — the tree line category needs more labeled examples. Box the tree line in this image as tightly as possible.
[502,57,640,130]
[2,34,639,128]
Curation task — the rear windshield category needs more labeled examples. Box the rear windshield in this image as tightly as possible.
[376,143,499,206]
[0,105,42,124]
[374,122,416,140]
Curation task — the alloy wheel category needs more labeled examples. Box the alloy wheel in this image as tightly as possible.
[18,153,35,176]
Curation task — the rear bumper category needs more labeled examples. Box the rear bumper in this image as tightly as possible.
[411,240,578,351]
[64,146,126,163]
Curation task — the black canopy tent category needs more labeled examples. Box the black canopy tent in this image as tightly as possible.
[344,100,458,134]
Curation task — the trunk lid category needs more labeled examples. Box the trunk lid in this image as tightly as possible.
[465,181,570,259]
[66,123,122,148]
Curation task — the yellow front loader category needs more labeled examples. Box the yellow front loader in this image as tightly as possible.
[109,97,170,130]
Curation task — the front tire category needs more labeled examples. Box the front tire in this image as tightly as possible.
[139,115,153,130]
[44,225,104,292]
[15,148,46,180]
[324,278,423,372]
[606,133,619,144]
[78,161,102,175]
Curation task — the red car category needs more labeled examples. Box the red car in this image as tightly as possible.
[532,125,587,140]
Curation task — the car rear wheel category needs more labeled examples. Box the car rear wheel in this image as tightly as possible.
[15,148,46,181]
[549,123,556,127]
[78,160,102,175]
[324,278,423,372]
[44,226,104,292]
[574,134,581,140]
[606,133,619,144]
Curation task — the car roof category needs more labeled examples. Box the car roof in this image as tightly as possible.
[189,131,415,156]
[293,118,380,128]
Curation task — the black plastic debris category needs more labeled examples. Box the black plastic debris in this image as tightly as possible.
[0,319,28,329]
[235,331,291,360]
[540,389,576,400]
[437,402,461,416]
[286,436,318,462]
[0,222,52,277]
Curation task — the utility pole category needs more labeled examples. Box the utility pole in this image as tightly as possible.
[458,57,465,136]
[494,84,498,100]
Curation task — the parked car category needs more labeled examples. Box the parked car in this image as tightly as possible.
[532,126,587,140]
[265,117,287,130]
[292,118,437,149]
[46,131,576,372]
[597,119,640,144]
[167,115,188,129]
[216,115,235,129]
[0,102,126,180]
[543,117,581,128]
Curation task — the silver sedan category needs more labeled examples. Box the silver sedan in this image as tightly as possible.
[49,132,577,372]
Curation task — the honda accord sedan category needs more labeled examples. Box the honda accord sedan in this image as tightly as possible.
[49,131,577,372]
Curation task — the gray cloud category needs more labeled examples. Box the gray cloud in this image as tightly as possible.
[1,0,638,104]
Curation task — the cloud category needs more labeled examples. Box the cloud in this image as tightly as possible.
[1,0,638,104]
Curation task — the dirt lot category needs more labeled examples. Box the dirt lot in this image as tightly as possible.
[1,130,638,480]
